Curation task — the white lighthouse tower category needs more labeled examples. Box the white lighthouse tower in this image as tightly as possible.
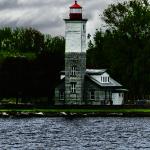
[65,1,87,104]
[65,1,87,53]
[64,1,88,104]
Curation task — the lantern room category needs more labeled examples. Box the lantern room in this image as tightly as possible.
[70,1,82,20]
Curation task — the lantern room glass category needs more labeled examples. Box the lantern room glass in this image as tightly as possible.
[70,8,82,14]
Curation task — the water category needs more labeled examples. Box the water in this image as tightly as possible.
[0,117,150,150]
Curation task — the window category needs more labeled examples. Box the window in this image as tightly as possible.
[90,90,95,100]
[59,91,64,100]
[119,93,123,97]
[101,76,110,83]
[102,77,107,82]
[83,24,85,31]
[104,77,106,82]
[71,66,76,76]
[71,82,76,93]
[70,8,82,13]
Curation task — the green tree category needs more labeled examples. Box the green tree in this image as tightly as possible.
[0,27,45,57]
[88,0,150,99]
[0,27,65,105]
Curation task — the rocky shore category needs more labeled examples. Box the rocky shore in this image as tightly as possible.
[0,111,150,118]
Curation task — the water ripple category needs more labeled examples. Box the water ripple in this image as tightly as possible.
[0,117,150,149]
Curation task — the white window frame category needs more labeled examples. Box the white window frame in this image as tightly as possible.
[71,82,76,93]
[71,66,76,76]
[101,76,110,83]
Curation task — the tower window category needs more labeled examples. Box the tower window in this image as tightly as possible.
[59,90,64,100]
[71,66,76,76]
[83,24,85,31]
[90,90,95,100]
[71,82,76,93]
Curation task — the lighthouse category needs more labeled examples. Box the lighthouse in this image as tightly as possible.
[64,1,87,104]
[55,1,126,106]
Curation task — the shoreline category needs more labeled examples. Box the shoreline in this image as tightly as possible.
[0,106,150,117]
[1,111,150,118]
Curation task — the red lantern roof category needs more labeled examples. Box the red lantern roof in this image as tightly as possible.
[70,1,82,9]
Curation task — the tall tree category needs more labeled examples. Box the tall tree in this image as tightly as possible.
[87,0,150,99]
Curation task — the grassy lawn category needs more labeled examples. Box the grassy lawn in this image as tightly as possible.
[0,108,150,113]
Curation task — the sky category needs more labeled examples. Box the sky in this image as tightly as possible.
[0,0,122,36]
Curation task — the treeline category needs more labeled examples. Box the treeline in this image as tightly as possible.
[0,27,65,105]
[87,0,150,100]
[0,0,150,105]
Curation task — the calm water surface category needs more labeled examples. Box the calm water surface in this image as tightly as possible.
[0,117,150,150]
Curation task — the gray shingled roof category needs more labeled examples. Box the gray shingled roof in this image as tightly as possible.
[87,74,122,87]
[86,69,122,87]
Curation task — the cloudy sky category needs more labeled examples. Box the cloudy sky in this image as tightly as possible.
[0,0,122,36]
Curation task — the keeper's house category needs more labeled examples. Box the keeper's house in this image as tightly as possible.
[55,1,127,105]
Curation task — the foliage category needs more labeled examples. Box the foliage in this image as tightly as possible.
[0,27,65,104]
[87,0,150,99]
[0,27,44,54]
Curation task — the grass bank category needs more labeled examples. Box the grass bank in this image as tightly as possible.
[0,108,150,117]
[0,108,150,113]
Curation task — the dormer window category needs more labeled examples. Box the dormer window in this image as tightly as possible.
[101,76,110,83]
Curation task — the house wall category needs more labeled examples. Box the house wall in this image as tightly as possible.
[84,78,111,105]
[55,77,124,105]
[112,93,124,105]
[55,82,65,105]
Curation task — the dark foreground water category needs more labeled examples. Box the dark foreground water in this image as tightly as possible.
[0,117,150,150]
